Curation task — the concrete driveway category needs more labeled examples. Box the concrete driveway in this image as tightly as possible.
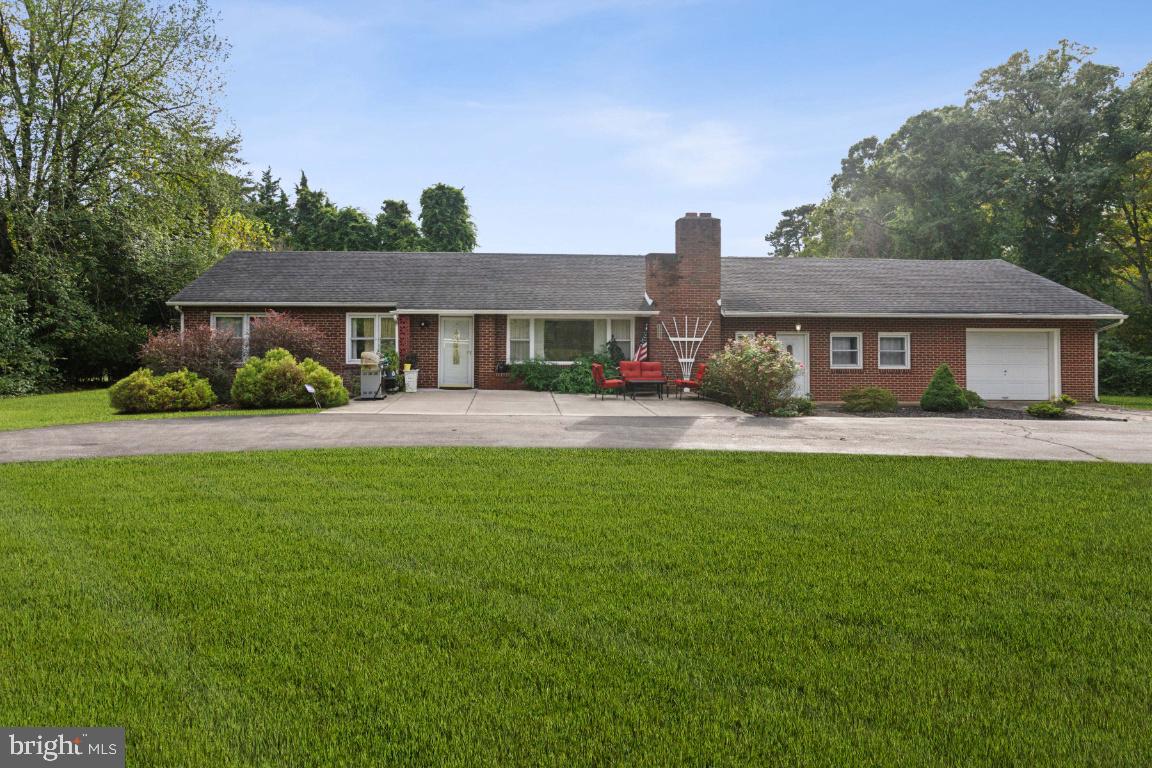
[1,390,1150,464]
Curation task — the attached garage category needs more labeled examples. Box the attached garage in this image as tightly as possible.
[965,330,1058,401]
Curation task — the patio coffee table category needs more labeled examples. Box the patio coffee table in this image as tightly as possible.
[626,378,666,400]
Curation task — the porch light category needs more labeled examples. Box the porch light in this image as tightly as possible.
[795,323,802,331]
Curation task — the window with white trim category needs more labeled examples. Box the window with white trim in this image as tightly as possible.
[210,313,264,358]
[735,331,754,340]
[346,314,397,363]
[508,318,531,363]
[830,332,862,369]
[878,332,910,369]
[506,317,634,364]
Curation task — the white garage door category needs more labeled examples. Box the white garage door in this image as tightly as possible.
[966,331,1054,401]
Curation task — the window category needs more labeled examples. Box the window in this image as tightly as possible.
[830,332,862,369]
[508,318,531,363]
[210,313,264,358]
[346,314,397,363]
[507,317,634,364]
[735,331,754,340]
[609,318,633,359]
[878,332,910,369]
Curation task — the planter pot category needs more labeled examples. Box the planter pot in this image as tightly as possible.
[403,369,419,392]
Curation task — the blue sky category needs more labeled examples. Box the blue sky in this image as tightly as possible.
[214,0,1151,256]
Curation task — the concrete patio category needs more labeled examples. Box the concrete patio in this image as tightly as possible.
[326,389,741,418]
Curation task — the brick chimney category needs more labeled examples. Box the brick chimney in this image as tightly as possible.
[644,213,723,374]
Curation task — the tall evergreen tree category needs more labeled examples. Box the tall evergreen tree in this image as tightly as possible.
[376,200,423,251]
[419,183,477,252]
[252,168,292,241]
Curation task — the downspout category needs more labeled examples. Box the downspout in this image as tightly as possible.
[1095,317,1126,402]
[176,305,184,336]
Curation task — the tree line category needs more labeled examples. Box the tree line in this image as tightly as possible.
[0,0,477,394]
[242,171,477,253]
[766,41,1152,354]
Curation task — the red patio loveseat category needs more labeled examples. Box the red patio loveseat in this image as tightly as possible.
[618,361,667,399]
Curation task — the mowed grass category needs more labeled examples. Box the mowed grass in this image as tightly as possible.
[1100,394,1152,410]
[1,449,1150,766]
[0,388,317,431]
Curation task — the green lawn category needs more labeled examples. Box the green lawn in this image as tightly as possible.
[0,388,317,431]
[1,448,1150,766]
[1100,394,1152,410]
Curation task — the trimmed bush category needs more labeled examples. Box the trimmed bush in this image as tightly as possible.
[700,334,800,414]
[109,368,217,413]
[920,364,969,412]
[247,310,326,360]
[140,324,240,401]
[1056,394,1078,407]
[963,389,986,409]
[841,386,898,413]
[231,348,348,408]
[1026,401,1066,419]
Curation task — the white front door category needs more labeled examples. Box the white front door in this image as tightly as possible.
[438,316,474,388]
[776,333,810,397]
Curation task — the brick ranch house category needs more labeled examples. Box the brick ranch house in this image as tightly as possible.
[170,213,1126,402]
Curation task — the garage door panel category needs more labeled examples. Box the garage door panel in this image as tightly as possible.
[965,331,1053,401]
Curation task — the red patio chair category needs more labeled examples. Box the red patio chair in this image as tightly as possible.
[672,363,707,399]
[591,363,624,399]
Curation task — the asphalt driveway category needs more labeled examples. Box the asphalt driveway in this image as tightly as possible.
[1,391,1150,463]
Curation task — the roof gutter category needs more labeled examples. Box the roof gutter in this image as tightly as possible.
[720,310,1129,320]
[397,309,660,316]
[167,301,399,308]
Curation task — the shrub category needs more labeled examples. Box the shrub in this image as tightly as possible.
[140,324,240,401]
[841,386,898,413]
[509,347,618,394]
[1026,401,1066,419]
[963,389,986,409]
[1056,393,1078,407]
[700,334,799,414]
[920,364,969,412]
[1098,346,1152,396]
[247,311,326,360]
[231,348,348,408]
[108,368,216,413]
[787,396,815,415]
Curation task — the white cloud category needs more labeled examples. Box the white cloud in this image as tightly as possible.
[578,106,763,187]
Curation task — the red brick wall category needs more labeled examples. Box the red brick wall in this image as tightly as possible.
[644,214,724,378]
[407,315,439,388]
[721,316,1098,402]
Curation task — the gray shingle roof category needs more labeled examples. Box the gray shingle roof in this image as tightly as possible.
[170,250,1124,318]
[169,250,652,313]
[720,258,1123,317]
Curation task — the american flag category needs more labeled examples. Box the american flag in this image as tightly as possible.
[634,324,648,361]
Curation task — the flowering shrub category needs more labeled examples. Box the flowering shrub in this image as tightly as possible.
[700,334,800,414]
[108,368,216,413]
[231,348,348,408]
[247,310,326,360]
[140,324,239,400]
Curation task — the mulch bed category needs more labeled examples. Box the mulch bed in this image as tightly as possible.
[814,406,1111,421]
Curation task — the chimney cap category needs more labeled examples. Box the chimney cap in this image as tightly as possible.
[683,212,698,218]
[699,212,712,218]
